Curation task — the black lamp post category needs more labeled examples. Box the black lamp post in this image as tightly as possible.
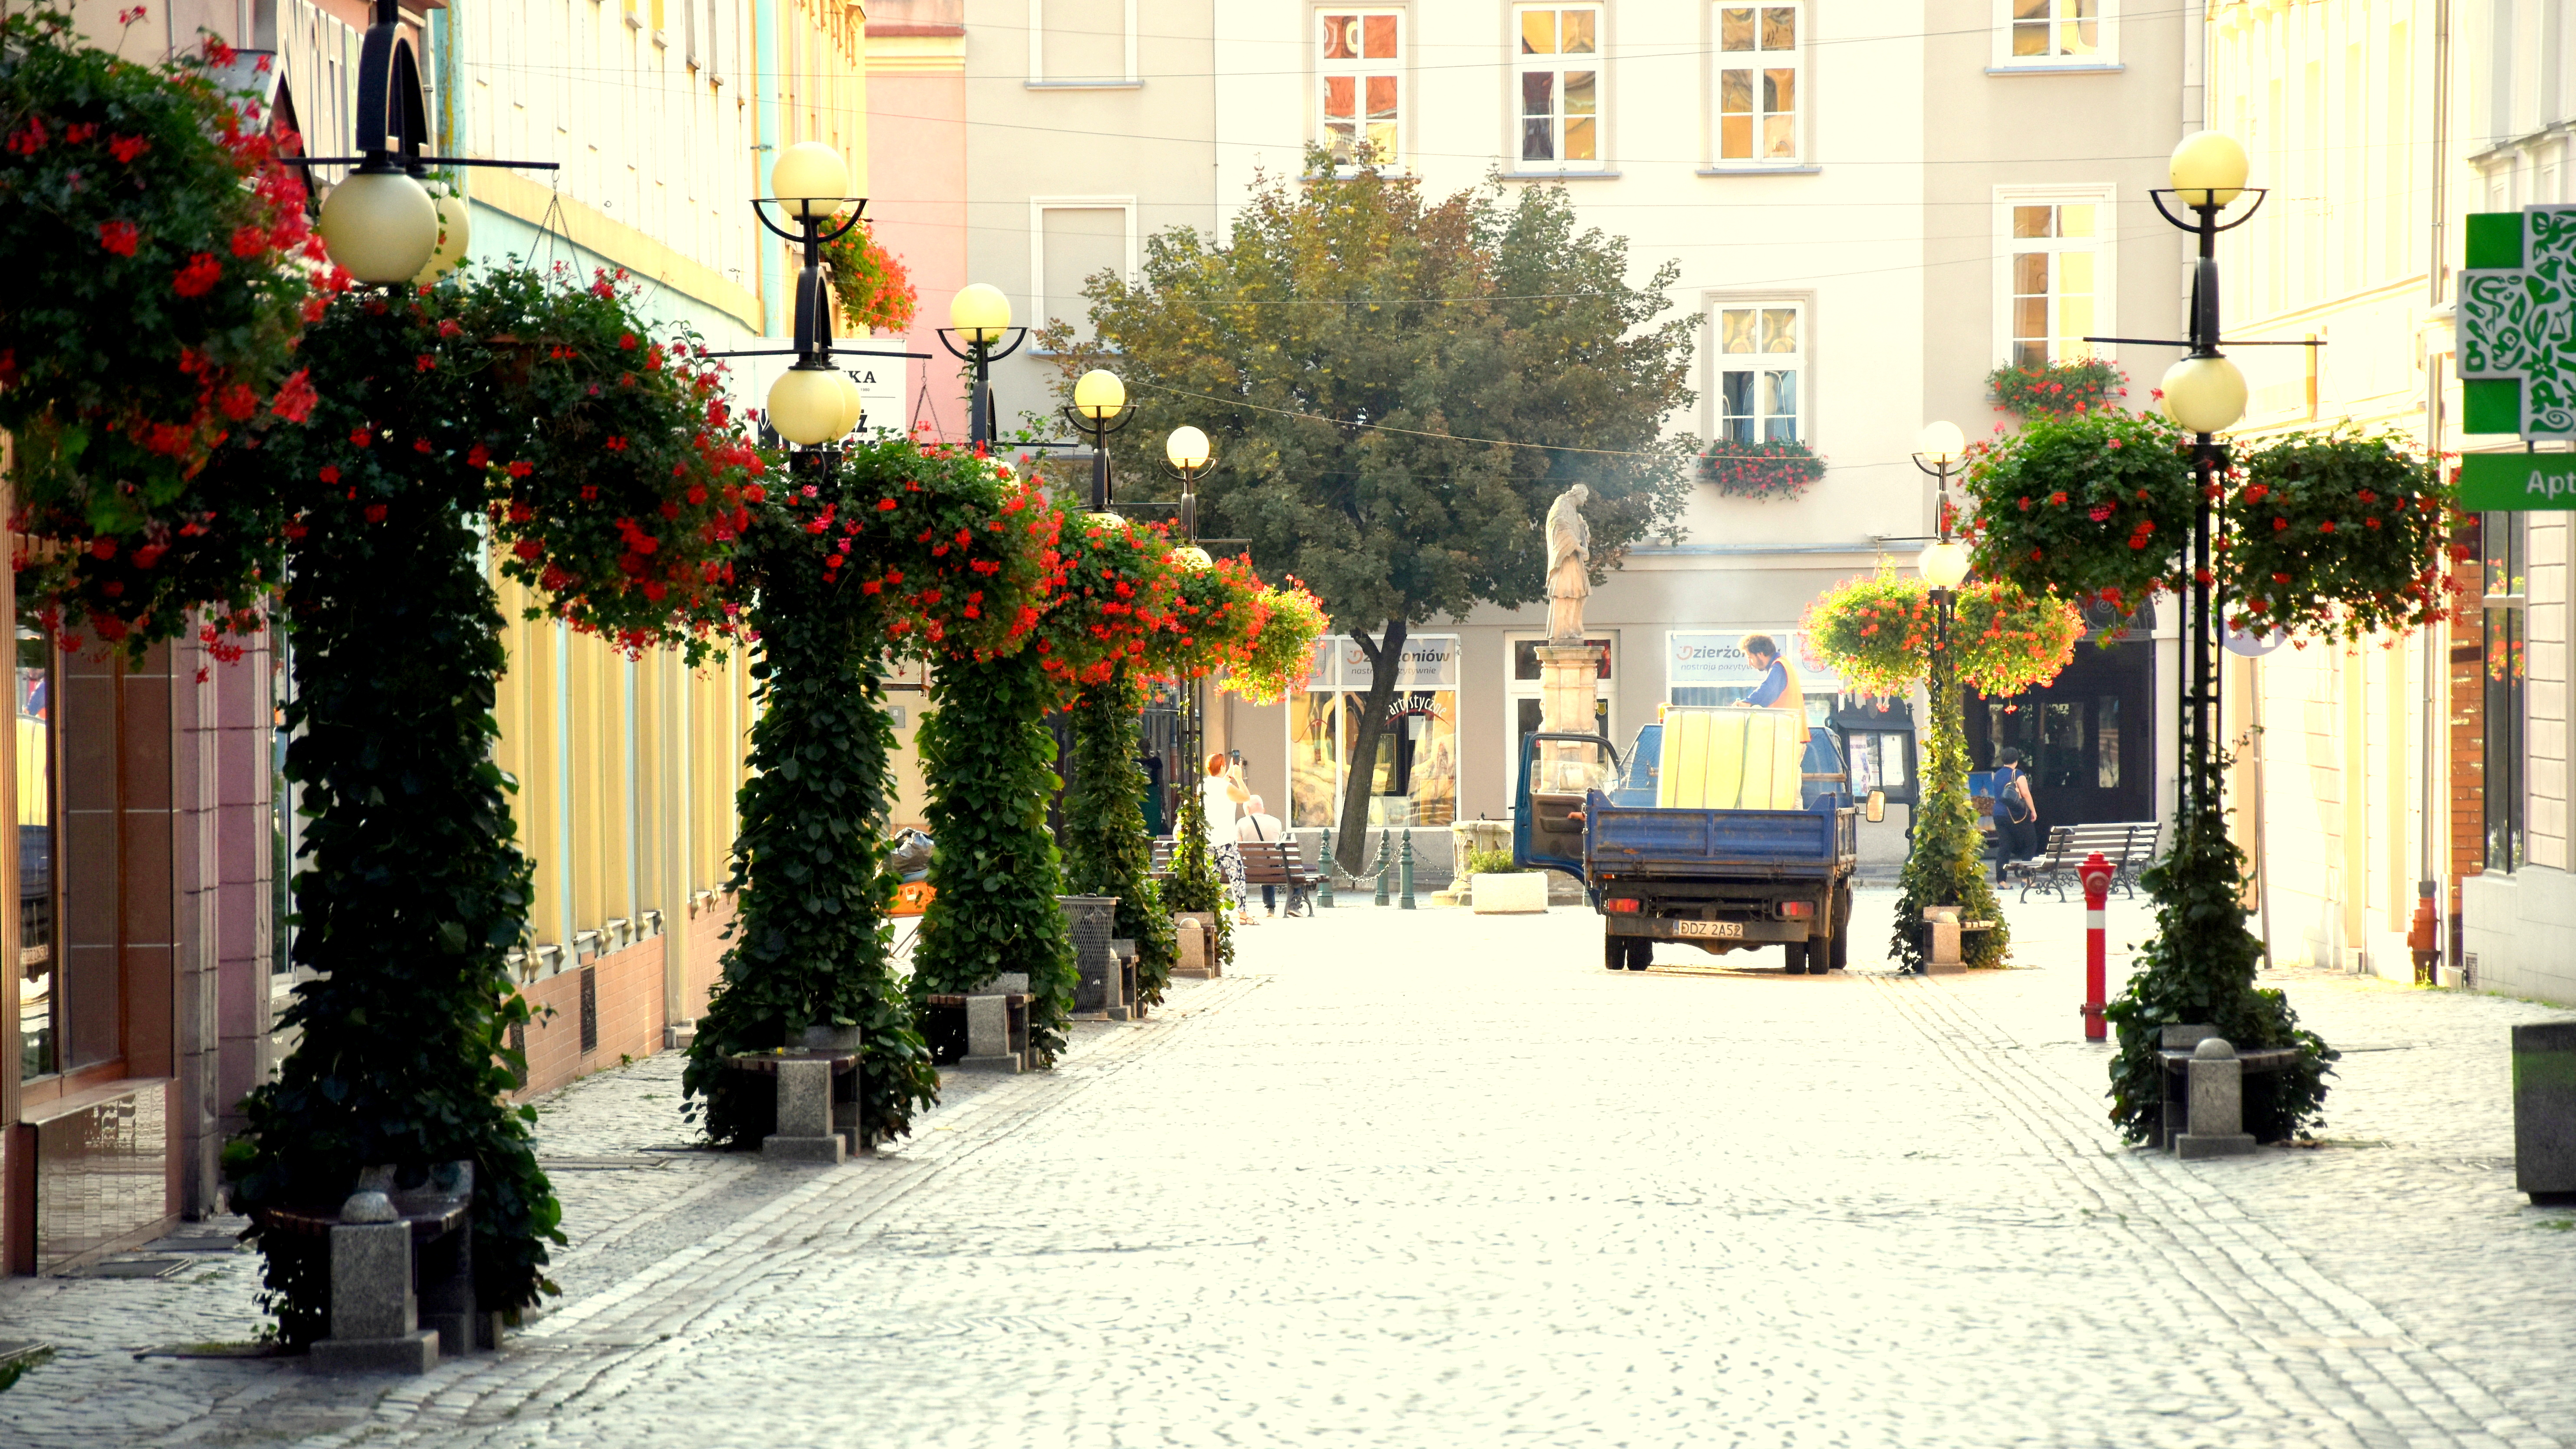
[2146,131,2265,806]
[1062,369,1134,512]
[937,284,1026,448]
[749,143,867,460]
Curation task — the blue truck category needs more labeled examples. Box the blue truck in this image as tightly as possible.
[1512,706,1860,974]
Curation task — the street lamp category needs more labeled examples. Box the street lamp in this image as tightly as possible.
[2146,128,2268,793]
[1164,424,1215,563]
[750,142,865,450]
[299,0,555,285]
[938,283,1027,447]
[1064,368,1133,512]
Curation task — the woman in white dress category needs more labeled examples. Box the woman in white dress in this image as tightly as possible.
[1201,753,1254,925]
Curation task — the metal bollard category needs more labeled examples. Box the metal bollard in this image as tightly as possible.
[1316,827,1336,910]
[2080,852,2112,1042]
[1397,828,1416,910]
[1371,830,1391,907]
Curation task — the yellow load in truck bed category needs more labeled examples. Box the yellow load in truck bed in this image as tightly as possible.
[1655,706,1804,811]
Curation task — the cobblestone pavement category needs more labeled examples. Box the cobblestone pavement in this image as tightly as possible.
[6,888,2573,1448]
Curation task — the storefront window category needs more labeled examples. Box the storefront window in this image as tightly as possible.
[17,626,56,1079]
[1286,635,1459,827]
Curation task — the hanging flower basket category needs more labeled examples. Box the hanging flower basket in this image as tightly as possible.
[1986,357,2127,419]
[820,215,919,335]
[1962,408,2197,615]
[1224,579,1329,705]
[1,13,330,650]
[2224,429,2461,642]
[1697,437,1826,500]
[1954,581,2085,696]
[1803,567,2083,699]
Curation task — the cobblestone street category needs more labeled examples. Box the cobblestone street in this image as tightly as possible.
[6,891,2574,1449]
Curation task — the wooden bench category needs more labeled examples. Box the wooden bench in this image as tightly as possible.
[2006,821,2161,903]
[1238,838,1322,916]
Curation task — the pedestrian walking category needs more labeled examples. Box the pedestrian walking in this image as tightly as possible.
[1990,746,2039,876]
[1202,752,1255,925]
[1235,793,1295,916]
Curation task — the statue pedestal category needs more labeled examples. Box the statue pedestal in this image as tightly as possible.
[1536,644,1601,738]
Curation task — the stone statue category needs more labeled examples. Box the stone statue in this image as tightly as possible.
[1544,484,1592,644]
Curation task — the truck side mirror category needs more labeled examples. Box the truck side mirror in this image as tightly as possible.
[1866,789,1886,823]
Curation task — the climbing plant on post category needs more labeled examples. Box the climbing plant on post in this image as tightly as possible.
[904,463,1083,1065]
[1141,555,1275,970]
[685,439,1055,1144]
[1805,567,2081,970]
[219,265,751,1346]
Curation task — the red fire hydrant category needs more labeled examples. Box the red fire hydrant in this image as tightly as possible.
[2080,852,2113,1042]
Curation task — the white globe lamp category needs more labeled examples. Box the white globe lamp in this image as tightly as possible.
[1072,368,1127,421]
[769,141,850,220]
[2169,131,2250,210]
[1166,425,1212,471]
[1919,541,1971,590]
[1915,420,1966,467]
[316,171,440,285]
[949,283,1012,344]
[2160,355,2249,435]
[413,192,471,285]
[766,369,845,446]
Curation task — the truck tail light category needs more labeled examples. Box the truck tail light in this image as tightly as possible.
[1605,898,1641,913]
[1781,900,1813,918]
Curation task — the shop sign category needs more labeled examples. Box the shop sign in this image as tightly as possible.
[2461,205,2576,508]
[1668,631,1827,686]
[1335,634,1458,691]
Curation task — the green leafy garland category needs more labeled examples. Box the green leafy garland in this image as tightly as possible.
[225,266,750,1344]
[1,12,325,652]
[911,649,1083,1064]
[1064,668,1178,1005]
[1887,644,2011,972]
[2102,754,2336,1142]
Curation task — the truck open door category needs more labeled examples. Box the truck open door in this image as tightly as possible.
[1513,730,1620,880]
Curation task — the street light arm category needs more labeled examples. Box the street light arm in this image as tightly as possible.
[750,200,868,249]
[935,327,1028,365]
[2147,187,2269,235]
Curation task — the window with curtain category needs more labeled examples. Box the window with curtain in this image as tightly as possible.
[1713,3,1801,164]
[1713,302,1804,442]
[2004,0,2104,60]
[2002,197,2105,367]
[1515,5,1601,167]
[1319,11,1402,169]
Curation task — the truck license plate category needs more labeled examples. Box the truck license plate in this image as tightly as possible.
[1673,920,1745,939]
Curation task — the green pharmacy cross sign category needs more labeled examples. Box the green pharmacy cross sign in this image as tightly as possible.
[2461,205,2576,508]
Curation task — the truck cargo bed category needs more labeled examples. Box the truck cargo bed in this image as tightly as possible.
[1585,799,1856,880]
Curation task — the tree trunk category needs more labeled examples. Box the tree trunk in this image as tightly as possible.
[1332,618,1407,877]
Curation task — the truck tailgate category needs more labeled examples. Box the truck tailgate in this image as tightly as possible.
[1586,802,1853,877]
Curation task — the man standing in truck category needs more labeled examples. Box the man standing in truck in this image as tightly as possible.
[1736,635,1810,744]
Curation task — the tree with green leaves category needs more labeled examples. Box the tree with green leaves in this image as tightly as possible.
[1044,160,1696,872]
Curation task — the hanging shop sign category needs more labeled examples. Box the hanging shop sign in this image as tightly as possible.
[2459,205,2576,509]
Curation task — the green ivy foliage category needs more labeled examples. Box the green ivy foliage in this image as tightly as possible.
[1064,669,1177,1004]
[682,482,936,1147]
[2102,761,2336,1143]
[221,267,752,1345]
[1888,648,2010,972]
[1162,758,1235,970]
[685,438,1057,1144]
[911,651,1081,1065]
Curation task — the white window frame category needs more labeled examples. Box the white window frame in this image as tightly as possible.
[1992,186,2115,369]
[1989,0,2119,70]
[1316,8,1406,173]
[1027,0,1140,88]
[1028,197,1139,353]
[1706,298,1809,445]
[1708,1,1806,168]
[1511,3,1606,173]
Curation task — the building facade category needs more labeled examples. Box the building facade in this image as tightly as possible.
[5,0,869,1276]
